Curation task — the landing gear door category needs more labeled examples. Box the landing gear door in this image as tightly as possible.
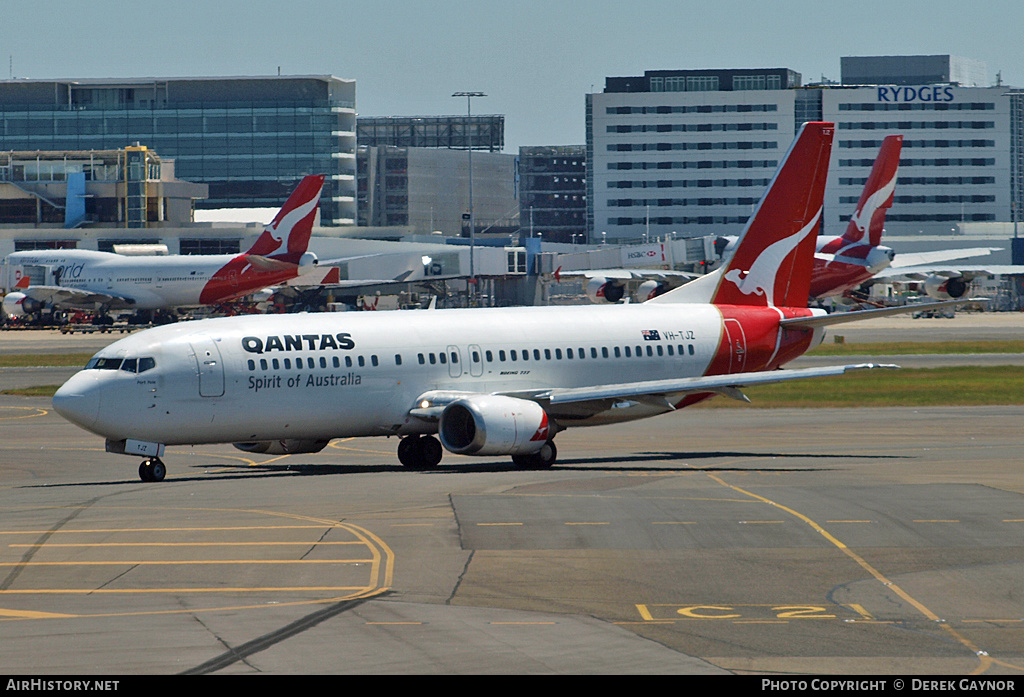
[189,335,225,397]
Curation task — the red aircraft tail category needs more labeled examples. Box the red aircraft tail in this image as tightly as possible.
[198,176,325,306]
[843,135,901,247]
[245,175,325,261]
[708,121,834,309]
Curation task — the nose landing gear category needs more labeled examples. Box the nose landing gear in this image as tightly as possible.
[139,458,166,482]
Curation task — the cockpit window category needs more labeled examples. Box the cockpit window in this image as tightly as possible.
[87,357,123,370]
[86,356,156,373]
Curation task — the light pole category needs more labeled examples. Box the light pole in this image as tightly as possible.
[453,91,485,305]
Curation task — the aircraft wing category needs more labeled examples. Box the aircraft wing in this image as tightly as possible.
[556,268,696,281]
[408,363,894,422]
[17,285,135,310]
[285,273,418,290]
[876,264,1024,281]
[531,363,893,406]
[889,247,1001,269]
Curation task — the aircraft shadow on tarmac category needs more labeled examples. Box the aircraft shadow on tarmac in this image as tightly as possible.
[20,449,909,488]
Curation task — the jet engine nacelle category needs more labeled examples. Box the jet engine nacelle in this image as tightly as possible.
[438,395,550,456]
[298,252,318,272]
[865,245,896,274]
[923,275,968,300]
[714,236,739,258]
[635,280,669,302]
[2,292,41,317]
[586,277,625,303]
[233,439,330,455]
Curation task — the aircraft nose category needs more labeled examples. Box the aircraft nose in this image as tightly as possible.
[52,374,101,431]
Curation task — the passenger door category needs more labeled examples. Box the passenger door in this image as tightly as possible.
[189,335,225,397]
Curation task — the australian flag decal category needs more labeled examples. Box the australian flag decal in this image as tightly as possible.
[642,329,661,341]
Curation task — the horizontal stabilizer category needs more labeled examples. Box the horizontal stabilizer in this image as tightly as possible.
[779,299,985,330]
[242,254,298,272]
[890,247,1001,269]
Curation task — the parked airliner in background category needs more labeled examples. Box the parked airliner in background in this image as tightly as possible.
[53,123,971,482]
[1,175,325,323]
[577,137,907,305]
[714,134,1000,302]
[809,135,903,299]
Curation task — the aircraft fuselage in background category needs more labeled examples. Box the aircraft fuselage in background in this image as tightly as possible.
[810,235,895,298]
[1,175,324,319]
[2,249,316,311]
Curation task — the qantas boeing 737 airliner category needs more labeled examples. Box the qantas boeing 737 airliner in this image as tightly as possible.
[52,123,969,482]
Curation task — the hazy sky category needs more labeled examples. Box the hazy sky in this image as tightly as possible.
[3,1,1022,151]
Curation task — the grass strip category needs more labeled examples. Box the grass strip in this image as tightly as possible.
[0,353,95,368]
[693,366,1024,408]
[2,385,62,397]
[808,340,1024,356]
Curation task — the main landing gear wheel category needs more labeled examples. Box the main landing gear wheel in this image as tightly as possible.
[512,440,557,469]
[139,458,166,482]
[397,435,443,469]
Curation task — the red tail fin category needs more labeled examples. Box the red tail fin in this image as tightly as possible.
[844,135,901,247]
[245,175,325,260]
[711,122,834,309]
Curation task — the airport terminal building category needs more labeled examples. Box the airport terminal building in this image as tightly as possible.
[0,76,357,226]
[588,56,1022,242]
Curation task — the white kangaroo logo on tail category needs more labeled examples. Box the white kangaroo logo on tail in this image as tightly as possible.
[266,191,321,249]
[847,171,897,238]
[723,208,821,307]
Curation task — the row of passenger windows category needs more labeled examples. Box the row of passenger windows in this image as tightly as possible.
[248,354,380,371]
[421,343,697,365]
[245,343,699,372]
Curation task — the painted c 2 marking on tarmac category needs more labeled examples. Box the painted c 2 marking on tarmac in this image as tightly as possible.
[635,604,842,622]
[693,467,1024,675]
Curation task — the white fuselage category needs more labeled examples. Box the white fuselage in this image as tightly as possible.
[54,303,744,446]
[2,249,240,310]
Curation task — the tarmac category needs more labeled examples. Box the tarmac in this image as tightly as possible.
[0,311,1022,674]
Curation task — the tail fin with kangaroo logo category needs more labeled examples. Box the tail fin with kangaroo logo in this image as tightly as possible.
[649,121,834,308]
[244,175,325,261]
[842,134,901,248]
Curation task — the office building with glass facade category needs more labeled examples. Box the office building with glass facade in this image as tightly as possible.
[588,59,1019,241]
[518,146,586,243]
[0,76,356,225]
